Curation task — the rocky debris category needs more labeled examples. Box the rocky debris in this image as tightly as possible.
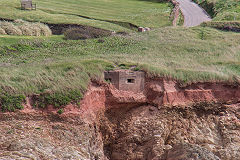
[166,143,221,160]
[138,27,151,32]
[104,84,146,108]
[138,27,145,32]
[145,27,151,31]
[0,115,107,160]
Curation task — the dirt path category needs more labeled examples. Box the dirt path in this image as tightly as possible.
[176,0,211,27]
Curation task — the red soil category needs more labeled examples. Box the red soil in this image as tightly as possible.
[145,79,240,106]
[1,78,239,123]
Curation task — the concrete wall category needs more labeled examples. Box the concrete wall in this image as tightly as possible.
[104,71,120,89]
[104,70,145,93]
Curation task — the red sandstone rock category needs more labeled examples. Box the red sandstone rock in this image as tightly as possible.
[138,27,145,32]
[145,27,151,31]
[145,79,240,106]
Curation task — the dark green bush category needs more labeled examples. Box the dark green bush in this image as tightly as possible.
[192,0,215,17]
[201,21,240,32]
[214,0,239,13]
[105,64,114,71]
[193,0,240,18]
[57,108,64,114]
[64,27,112,40]
[33,90,82,108]
[0,94,26,112]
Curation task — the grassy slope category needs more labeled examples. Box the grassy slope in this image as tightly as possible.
[0,0,240,109]
[0,0,171,31]
[194,0,240,21]
[214,3,240,21]
[0,27,240,97]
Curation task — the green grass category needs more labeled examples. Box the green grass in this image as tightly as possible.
[213,0,240,21]
[0,26,240,110]
[0,0,171,32]
[1,0,239,110]
[0,27,240,96]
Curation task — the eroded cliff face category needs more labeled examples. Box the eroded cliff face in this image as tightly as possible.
[0,113,106,160]
[101,104,240,160]
[0,79,240,160]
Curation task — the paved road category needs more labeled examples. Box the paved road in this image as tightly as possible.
[176,0,211,27]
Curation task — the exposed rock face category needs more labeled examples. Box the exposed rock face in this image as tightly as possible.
[100,104,240,160]
[0,79,240,160]
[0,114,106,160]
[145,79,240,106]
[166,143,220,160]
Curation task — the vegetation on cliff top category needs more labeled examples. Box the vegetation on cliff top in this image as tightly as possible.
[0,0,240,111]
[0,26,240,110]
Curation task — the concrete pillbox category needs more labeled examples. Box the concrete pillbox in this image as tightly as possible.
[104,70,145,93]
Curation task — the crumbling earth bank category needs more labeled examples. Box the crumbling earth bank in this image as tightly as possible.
[0,79,240,160]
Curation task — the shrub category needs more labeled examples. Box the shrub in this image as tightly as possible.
[0,21,22,35]
[18,23,35,36]
[14,19,25,24]
[90,28,112,38]
[64,27,111,40]
[33,90,82,108]
[201,21,240,32]
[214,0,239,13]
[0,94,26,112]
[64,28,91,40]
[29,23,42,36]
[0,27,6,35]
[116,31,129,36]
[36,22,52,36]
[0,20,52,36]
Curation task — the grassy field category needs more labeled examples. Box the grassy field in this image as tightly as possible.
[0,27,240,98]
[0,0,171,32]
